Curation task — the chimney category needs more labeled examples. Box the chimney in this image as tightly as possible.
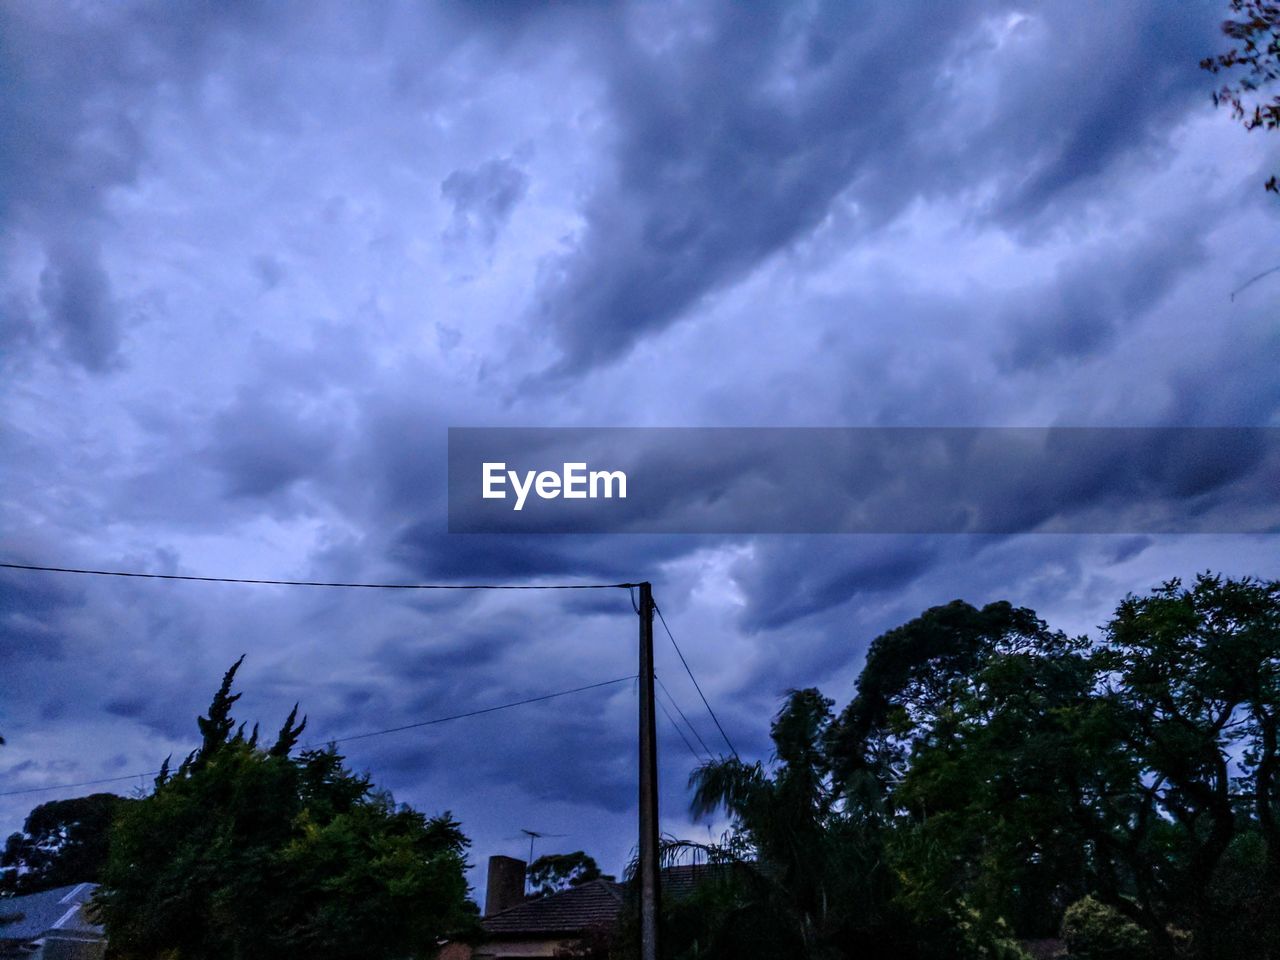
[485,855,527,916]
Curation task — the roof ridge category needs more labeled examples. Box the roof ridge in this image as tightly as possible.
[590,878,625,902]
[58,882,93,904]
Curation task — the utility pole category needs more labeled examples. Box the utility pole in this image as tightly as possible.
[637,581,661,960]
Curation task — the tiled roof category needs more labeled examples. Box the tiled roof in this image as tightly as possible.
[658,863,734,899]
[480,863,739,939]
[482,880,624,937]
[0,882,104,943]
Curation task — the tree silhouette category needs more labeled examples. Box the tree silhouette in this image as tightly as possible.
[1,794,132,894]
[97,658,477,960]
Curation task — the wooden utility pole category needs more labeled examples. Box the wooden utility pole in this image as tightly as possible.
[637,581,661,960]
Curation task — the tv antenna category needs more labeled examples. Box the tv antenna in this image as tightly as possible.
[519,828,568,867]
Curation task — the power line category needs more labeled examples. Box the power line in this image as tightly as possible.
[655,695,704,763]
[653,601,739,759]
[655,674,713,759]
[0,562,635,591]
[0,675,636,798]
[319,675,635,745]
[0,771,157,799]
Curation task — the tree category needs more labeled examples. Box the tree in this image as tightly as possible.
[830,600,1066,787]
[95,658,479,960]
[657,576,1280,959]
[1,793,132,894]
[527,851,612,898]
[676,688,1026,959]
[1201,0,1280,191]
[830,600,1101,943]
[1060,896,1157,960]
[1094,574,1280,957]
[825,577,1280,959]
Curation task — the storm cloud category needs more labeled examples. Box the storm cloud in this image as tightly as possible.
[1,0,1276,893]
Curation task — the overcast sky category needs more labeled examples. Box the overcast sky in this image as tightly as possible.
[1,0,1277,893]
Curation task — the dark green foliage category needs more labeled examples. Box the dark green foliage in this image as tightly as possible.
[865,575,1280,959]
[1,793,131,894]
[1060,896,1156,960]
[527,850,612,897]
[1093,574,1280,956]
[674,688,1019,959]
[657,855,805,960]
[668,574,1278,960]
[831,599,1063,787]
[96,659,478,960]
[829,600,1095,939]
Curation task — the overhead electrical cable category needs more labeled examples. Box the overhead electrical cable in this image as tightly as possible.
[655,674,714,759]
[0,562,635,591]
[0,675,636,798]
[315,675,635,746]
[655,695,704,763]
[653,601,739,759]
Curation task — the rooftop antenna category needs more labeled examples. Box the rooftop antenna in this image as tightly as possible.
[518,828,568,886]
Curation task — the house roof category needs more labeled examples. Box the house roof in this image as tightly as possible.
[0,882,104,944]
[482,879,624,938]
[480,863,737,940]
[658,863,730,899]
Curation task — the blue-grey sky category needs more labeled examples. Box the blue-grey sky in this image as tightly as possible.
[1,0,1277,895]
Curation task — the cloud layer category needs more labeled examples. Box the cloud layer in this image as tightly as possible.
[1,0,1277,892]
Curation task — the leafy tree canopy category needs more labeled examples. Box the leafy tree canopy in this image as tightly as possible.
[527,850,612,898]
[95,657,478,960]
[677,688,1016,959]
[667,573,1279,960]
[1,793,132,894]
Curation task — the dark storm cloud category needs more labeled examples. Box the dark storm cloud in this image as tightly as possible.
[264,593,645,813]
[733,537,947,632]
[376,625,513,680]
[0,8,144,223]
[0,5,178,370]
[0,574,81,665]
[401,689,638,814]
[1163,325,1280,424]
[534,1,963,375]
[207,389,338,499]
[722,536,1102,700]
[335,691,638,814]
[103,695,150,720]
[37,239,122,372]
[392,528,719,582]
[532,0,1223,376]
[441,157,530,247]
[979,3,1219,228]
[999,212,1208,371]
[1,0,1275,886]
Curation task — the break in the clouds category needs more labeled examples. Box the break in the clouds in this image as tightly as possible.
[1,0,1277,891]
